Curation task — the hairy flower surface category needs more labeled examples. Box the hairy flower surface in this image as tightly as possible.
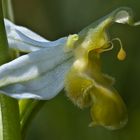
[0,7,138,130]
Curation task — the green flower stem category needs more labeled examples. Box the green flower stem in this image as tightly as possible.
[0,3,10,63]
[19,100,46,139]
[0,96,21,140]
[0,1,21,140]
[2,0,14,21]
[2,0,19,59]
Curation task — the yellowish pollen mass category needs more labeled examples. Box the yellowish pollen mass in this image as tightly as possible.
[117,48,126,61]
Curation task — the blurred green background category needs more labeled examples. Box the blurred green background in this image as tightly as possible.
[12,0,140,140]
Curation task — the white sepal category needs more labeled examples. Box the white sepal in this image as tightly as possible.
[0,21,74,99]
[4,19,67,53]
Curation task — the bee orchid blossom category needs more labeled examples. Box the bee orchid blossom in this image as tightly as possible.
[0,7,139,130]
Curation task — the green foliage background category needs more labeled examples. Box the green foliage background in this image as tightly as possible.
[12,0,140,140]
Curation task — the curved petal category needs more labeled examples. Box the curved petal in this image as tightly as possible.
[4,19,67,52]
[0,58,73,99]
[0,42,73,99]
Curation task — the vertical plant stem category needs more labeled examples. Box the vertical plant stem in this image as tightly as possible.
[2,0,14,21]
[19,100,46,139]
[0,2,9,63]
[0,1,21,140]
[0,96,21,140]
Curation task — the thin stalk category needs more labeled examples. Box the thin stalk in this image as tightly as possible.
[0,1,21,140]
[19,100,46,139]
[2,0,14,21]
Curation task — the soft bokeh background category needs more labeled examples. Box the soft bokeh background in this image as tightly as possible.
[12,0,140,140]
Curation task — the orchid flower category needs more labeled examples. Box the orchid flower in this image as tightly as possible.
[0,7,138,130]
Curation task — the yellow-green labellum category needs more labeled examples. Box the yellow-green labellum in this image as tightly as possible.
[89,86,128,130]
[65,7,131,130]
